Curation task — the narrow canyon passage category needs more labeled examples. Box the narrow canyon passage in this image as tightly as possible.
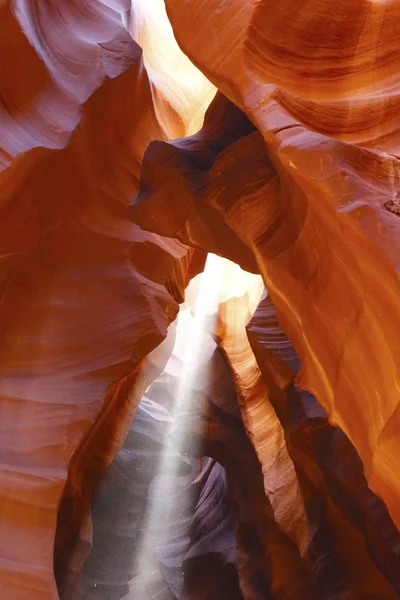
[57,256,400,599]
[65,255,262,599]
[1,0,400,599]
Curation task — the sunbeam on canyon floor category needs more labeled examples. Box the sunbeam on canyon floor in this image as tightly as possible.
[127,254,263,598]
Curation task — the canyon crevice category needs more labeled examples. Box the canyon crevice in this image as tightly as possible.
[1,1,400,599]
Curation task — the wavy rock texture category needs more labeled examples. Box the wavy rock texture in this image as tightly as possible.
[0,2,212,598]
[247,292,400,597]
[129,81,400,534]
[0,0,132,169]
[205,284,399,598]
[211,290,316,599]
[155,0,400,528]
[129,0,216,138]
[3,1,400,599]
[164,0,400,151]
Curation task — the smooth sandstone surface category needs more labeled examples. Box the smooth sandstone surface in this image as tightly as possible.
[0,1,209,597]
[130,72,400,532]
[2,0,400,598]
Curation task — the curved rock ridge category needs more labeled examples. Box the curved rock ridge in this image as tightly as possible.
[0,9,210,598]
[2,1,400,599]
[247,291,400,597]
[129,0,216,139]
[129,90,400,534]
[209,285,399,598]
[210,289,316,599]
[165,0,400,152]
[165,275,400,598]
[0,0,134,170]
[243,0,400,152]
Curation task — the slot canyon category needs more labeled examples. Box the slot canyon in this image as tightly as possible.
[1,0,400,598]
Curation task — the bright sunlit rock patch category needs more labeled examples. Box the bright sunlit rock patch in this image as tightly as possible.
[182,253,264,316]
[133,255,263,594]
[129,0,216,137]
[124,3,264,592]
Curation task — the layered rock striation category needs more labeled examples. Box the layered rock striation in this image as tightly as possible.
[0,2,209,596]
[2,0,400,599]
[130,84,400,533]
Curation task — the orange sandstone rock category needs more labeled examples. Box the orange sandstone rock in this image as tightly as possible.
[129,87,400,535]
[0,8,203,597]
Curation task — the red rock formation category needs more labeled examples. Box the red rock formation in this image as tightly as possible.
[0,0,132,169]
[3,0,400,598]
[129,86,400,534]
[70,307,243,600]
[247,292,400,597]
[157,4,400,527]
[243,0,400,152]
[0,3,207,597]
[159,280,400,598]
